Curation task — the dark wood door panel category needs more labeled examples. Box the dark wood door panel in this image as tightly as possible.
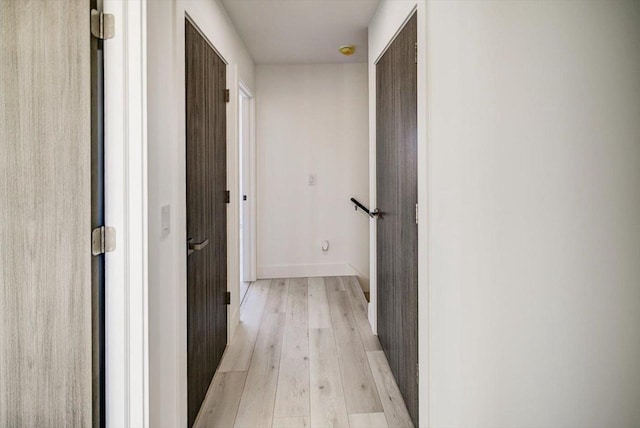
[376,13,419,426]
[212,46,228,371]
[186,19,227,427]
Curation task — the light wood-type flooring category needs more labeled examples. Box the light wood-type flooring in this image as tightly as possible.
[193,277,414,428]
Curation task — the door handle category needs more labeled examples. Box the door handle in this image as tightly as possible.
[187,237,209,256]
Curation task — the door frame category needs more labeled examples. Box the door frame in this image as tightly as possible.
[104,0,149,426]
[238,80,257,289]
[90,0,106,424]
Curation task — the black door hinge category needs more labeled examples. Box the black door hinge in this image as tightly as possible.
[224,89,230,103]
[225,291,231,305]
[225,190,230,204]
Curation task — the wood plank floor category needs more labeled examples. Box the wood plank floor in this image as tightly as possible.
[194,277,413,428]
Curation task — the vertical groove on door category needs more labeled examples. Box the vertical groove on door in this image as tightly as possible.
[186,19,228,427]
[376,13,419,427]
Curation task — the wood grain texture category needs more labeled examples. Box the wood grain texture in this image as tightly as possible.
[194,371,247,428]
[234,313,286,428]
[265,278,289,314]
[376,13,419,426]
[309,329,350,428]
[186,18,228,426]
[367,351,414,428]
[273,417,311,428]
[342,277,369,316]
[274,278,310,417]
[219,280,270,372]
[325,278,383,414]
[341,277,381,352]
[308,277,331,329]
[349,413,389,428]
[211,25,229,384]
[0,1,92,426]
[203,278,412,428]
[186,19,209,426]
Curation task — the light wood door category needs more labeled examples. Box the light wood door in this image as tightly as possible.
[0,0,93,426]
[185,18,228,427]
[375,13,419,426]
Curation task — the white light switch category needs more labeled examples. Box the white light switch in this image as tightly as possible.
[308,174,317,186]
[161,205,171,238]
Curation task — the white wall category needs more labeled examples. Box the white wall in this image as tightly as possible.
[256,64,370,289]
[146,0,254,426]
[426,1,640,427]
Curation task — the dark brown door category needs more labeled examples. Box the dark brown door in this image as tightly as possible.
[376,13,419,426]
[185,18,228,426]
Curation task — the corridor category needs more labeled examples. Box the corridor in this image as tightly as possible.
[193,277,413,428]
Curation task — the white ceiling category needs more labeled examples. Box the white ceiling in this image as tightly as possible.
[221,0,381,64]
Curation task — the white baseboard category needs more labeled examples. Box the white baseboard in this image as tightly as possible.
[346,264,370,293]
[345,263,365,277]
[258,263,355,279]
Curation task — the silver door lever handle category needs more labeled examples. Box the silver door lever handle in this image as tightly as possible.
[187,238,209,256]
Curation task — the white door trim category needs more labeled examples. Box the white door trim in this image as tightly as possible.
[238,81,257,283]
[104,0,149,426]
